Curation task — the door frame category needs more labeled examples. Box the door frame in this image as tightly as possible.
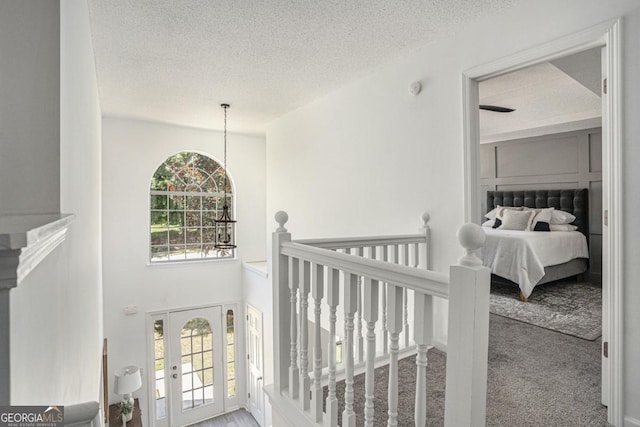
[462,19,623,425]
[146,302,244,427]
[168,306,224,426]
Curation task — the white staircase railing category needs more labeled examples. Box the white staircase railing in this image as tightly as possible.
[265,212,490,427]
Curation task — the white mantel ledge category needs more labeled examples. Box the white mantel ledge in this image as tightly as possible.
[0,213,74,289]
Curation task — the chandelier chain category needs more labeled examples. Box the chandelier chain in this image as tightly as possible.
[215,102,236,250]
[223,104,228,205]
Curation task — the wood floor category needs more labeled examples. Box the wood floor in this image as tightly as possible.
[188,409,259,427]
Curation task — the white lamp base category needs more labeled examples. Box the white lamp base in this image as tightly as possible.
[121,394,134,422]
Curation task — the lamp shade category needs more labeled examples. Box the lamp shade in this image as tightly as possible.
[113,365,142,395]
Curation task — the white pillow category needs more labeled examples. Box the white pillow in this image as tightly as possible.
[482,219,495,227]
[527,207,554,231]
[492,206,524,228]
[550,224,578,232]
[496,205,523,218]
[498,209,534,231]
[485,207,499,220]
[550,210,576,225]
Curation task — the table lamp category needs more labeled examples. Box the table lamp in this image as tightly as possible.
[114,365,142,421]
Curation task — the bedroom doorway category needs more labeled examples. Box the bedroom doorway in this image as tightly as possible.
[462,20,622,425]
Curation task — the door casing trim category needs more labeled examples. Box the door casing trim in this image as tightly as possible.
[462,18,623,425]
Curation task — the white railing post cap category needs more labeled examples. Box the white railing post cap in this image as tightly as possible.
[420,212,430,227]
[275,210,289,232]
[457,223,485,267]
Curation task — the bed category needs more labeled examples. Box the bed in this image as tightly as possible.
[482,189,589,301]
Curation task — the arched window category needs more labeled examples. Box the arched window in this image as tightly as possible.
[150,152,234,262]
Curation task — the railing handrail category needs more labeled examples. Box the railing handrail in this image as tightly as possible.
[268,210,490,427]
[293,233,426,250]
[281,241,449,299]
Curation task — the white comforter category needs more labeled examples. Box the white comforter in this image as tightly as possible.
[481,228,589,298]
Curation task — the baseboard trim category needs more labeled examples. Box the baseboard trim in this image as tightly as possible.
[625,416,640,427]
[432,337,447,353]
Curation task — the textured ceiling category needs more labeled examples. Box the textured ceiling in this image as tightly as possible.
[479,48,602,143]
[87,0,518,134]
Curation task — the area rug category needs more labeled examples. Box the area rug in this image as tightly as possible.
[322,314,606,426]
[489,278,602,340]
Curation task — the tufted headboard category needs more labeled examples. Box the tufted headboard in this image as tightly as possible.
[486,189,589,239]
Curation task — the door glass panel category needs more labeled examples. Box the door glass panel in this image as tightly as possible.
[154,320,166,420]
[180,317,214,410]
[203,368,213,386]
[226,310,236,397]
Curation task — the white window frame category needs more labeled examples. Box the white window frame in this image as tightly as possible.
[149,152,235,264]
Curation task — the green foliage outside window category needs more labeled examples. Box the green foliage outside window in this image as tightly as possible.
[150,152,234,262]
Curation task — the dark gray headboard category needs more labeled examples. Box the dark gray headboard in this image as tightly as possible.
[486,189,589,238]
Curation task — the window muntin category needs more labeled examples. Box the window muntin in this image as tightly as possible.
[180,317,214,410]
[150,152,234,262]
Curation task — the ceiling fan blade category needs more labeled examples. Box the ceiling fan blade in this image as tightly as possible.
[479,104,515,113]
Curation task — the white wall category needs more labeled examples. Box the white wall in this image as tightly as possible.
[8,0,104,406]
[0,0,60,215]
[266,0,640,422]
[622,7,640,426]
[102,118,266,425]
[59,0,104,406]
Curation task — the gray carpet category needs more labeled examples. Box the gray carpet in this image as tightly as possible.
[489,279,602,341]
[325,314,605,426]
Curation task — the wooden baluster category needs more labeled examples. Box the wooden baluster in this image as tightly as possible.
[311,263,325,421]
[386,284,404,427]
[414,291,433,427]
[299,260,311,411]
[380,246,389,354]
[342,273,359,427]
[355,248,365,364]
[413,242,420,270]
[363,277,379,427]
[401,244,410,348]
[326,268,340,427]
[288,257,300,399]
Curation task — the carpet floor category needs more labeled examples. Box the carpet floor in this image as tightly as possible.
[490,278,602,340]
[325,314,605,426]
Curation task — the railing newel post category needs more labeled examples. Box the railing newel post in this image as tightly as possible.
[419,211,430,270]
[272,211,292,394]
[444,223,491,427]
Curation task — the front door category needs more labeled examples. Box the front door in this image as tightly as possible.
[169,307,224,426]
[246,305,265,427]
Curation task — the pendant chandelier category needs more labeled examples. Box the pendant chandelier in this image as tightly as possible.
[214,103,237,251]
